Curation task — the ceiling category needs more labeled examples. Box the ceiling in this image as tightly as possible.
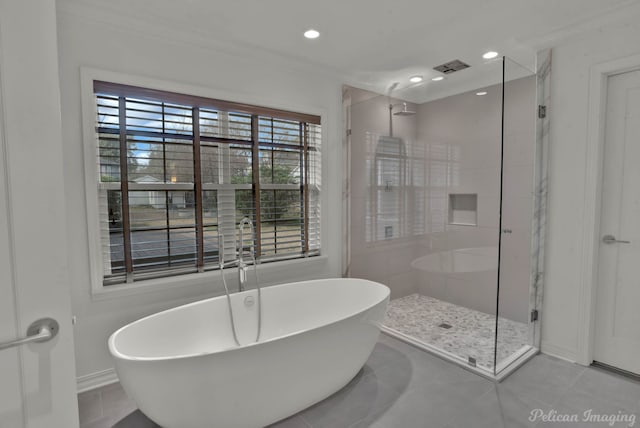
[59,0,638,103]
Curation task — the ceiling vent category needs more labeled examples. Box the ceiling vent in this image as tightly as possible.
[433,59,470,74]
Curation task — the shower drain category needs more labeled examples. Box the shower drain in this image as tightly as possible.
[438,323,453,329]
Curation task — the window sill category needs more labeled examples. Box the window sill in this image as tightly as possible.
[90,255,329,302]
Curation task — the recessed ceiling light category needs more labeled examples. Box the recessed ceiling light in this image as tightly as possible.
[476,91,488,96]
[431,76,444,81]
[482,51,499,59]
[304,29,320,39]
[409,76,423,83]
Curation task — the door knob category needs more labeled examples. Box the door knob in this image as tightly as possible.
[0,318,59,351]
[602,234,631,244]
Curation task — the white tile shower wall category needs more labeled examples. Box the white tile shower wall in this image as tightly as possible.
[348,78,535,322]
[416,76,536,324]
[347,87,421,300]
[56,6,343,383]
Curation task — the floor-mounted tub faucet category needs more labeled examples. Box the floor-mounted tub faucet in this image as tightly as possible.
[238,217,255,292]
[218,217,262,346]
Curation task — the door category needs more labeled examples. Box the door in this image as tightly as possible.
[0,125,23,428]
[0,1,79,427]
[594,69,640,375]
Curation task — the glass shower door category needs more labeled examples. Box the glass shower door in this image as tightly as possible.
[344,63,505,375]
[344,53,542,379]
[494,56,539,376]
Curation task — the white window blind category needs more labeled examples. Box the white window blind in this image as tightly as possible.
[94,81,321,285]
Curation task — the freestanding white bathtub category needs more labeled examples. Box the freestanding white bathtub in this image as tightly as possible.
[108,278,390,428]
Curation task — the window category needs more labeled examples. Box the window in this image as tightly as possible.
[94,81,321,285]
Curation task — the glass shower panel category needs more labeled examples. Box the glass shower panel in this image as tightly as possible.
[413,76,501,373]
[415,71,503,371]
[347,90,419,300]
[495,57,537,373]
[345,56,505,374]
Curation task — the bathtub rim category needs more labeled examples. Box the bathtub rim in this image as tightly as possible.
[108,277,389,362]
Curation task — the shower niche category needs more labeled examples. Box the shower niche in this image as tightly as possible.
[448,193,477,226]
[344,54,546,379]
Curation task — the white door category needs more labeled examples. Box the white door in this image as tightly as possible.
[594,69,640,375]
[0,127,23,428]
[0,1,79,427]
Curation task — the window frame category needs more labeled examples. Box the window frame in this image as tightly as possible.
[81,68,327,298]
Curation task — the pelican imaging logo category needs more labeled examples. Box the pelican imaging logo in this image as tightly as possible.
[529,409,637,426]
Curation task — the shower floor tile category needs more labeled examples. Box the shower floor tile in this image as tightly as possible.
[384,293,528,370]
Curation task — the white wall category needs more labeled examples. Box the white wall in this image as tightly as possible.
[542,10,640,361]
[56,6,343,384]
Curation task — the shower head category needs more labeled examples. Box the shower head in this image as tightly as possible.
[392,102,416,116]
[387,102,415,136]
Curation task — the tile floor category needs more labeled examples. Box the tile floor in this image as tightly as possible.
[384,293,529,369]
[78,334,640,428]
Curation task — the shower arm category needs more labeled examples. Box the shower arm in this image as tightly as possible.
[388,102,414,137]
[388,103,404,136]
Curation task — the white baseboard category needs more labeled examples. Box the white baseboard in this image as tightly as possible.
[540,341,578,364]
[77,368,119,393]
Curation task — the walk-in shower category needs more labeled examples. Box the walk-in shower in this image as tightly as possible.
[343,55,547,379]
